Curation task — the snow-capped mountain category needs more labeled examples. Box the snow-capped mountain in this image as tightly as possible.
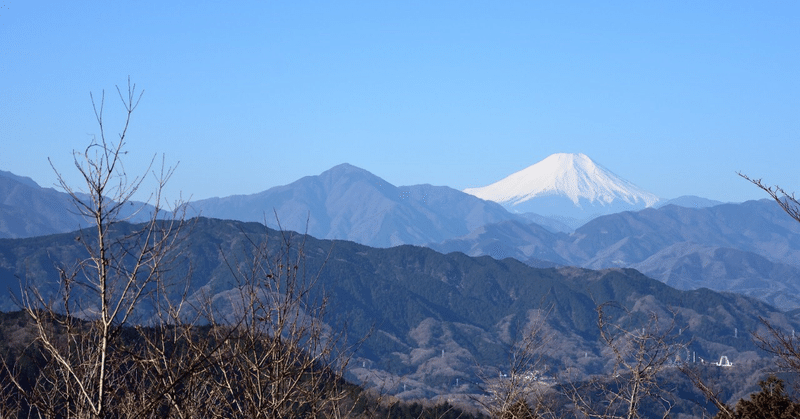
[463,153,660,226]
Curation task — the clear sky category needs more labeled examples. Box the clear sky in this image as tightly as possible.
[2,1,799,203]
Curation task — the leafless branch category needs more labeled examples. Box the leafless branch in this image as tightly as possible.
[738,173,800,223]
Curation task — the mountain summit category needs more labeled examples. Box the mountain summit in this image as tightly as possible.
[189,163,520,247]
[463,153,659,226]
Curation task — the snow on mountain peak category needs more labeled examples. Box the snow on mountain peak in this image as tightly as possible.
[463,153,659,209]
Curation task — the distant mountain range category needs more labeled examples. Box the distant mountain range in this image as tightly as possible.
[431,200,800,310]
[3,157,800,311]
[0,218,791,404]
[0,170,162,240]
[187,163,523,248]
[655,195,724,209]
[3,155,800,410]
[0,170,90,238]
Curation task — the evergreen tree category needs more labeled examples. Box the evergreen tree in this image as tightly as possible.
[715,375,800,419]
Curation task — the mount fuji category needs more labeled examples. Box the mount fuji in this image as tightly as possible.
[463,153,660,227]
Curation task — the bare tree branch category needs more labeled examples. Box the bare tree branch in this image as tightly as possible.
[738,173,800,223]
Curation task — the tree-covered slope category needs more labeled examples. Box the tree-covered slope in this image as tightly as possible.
[0,217,795,399]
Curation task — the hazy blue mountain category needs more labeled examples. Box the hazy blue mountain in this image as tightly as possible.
[655,195,724,209]
[0,217,794,401]
[517,212,575,233]
[629,243,800,310]
[0,170,91,238]
[188,163,523,248]
[183,161,800,310]
[428,219,569,265]
[431,199,800,310]
[570,200,800,269]
[0,170,162,239]
[6,162,800,313]
[0,170,40,189]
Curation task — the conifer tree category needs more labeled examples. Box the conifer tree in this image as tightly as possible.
[714,375,800,419]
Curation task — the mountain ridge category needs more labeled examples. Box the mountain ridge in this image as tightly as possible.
[188,163,524,248]
[5,164,800,311]
[429,199,800,310]
[0,217,791,405]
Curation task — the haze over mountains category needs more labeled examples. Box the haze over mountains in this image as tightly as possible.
[0,153,692,241]
[4,153,800,410]
[0,218,793,405]
[3,153,800,311]
[432,200,800,310]
[188,163,521,247]
[0,170,153,238]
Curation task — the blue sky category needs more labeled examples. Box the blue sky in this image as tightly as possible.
[1,1,798,203]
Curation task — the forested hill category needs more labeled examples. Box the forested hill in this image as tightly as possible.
[0,217,795,400]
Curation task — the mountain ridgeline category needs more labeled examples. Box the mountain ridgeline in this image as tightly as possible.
[431,199,800,310]
[188,163,523,248]
[0,170,157,239]
[4,156,800,312]
[0,217,795,401]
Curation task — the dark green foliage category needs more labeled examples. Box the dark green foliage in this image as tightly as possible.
[715,375,800,419]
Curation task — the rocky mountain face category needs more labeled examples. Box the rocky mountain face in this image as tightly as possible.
[0,218,792,404]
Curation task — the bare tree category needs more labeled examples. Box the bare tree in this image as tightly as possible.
[194,225,356,418]
[666,174,800,418]
[95,221,359,419]
[738,173,800,224]
[0,80,366,419]
[477,308,557,419]
[678,362,735,418]
[0,78,194,418]
[0,368,22,419]
[752,318,800,378]
[739,174,800,380]
[569,303,684,419]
